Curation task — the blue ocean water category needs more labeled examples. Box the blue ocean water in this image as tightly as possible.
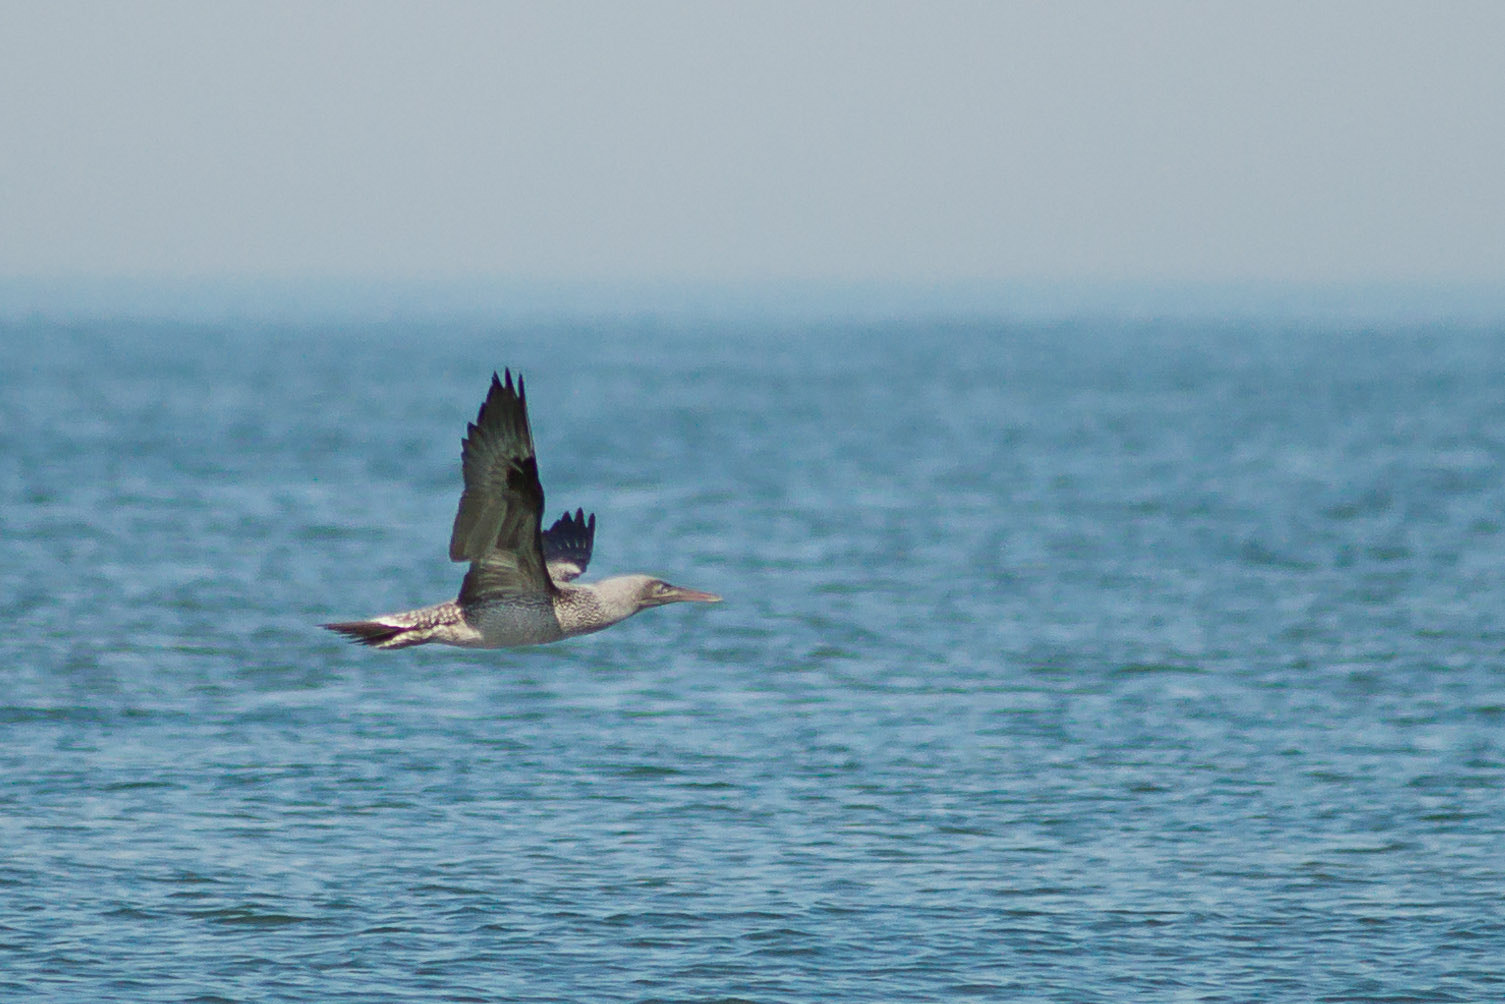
[2,314,1503,1001]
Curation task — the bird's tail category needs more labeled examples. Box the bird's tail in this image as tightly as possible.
[322,602,464,650]
[322,619,429,649]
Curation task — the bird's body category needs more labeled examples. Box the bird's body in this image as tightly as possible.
[324,371,720,650]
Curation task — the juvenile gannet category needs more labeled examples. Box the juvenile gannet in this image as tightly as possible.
[323,370,720,649]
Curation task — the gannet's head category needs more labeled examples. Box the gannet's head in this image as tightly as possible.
[638,576,722,608]
[596,574,722,614]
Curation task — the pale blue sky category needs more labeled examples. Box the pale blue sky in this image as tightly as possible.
[4,1,1504,284]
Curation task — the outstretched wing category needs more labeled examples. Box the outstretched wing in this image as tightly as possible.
[449,370,554,602]
[543,508,596,583]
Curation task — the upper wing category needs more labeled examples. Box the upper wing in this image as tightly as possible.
[449,370,555,602]
[543,508,596,583]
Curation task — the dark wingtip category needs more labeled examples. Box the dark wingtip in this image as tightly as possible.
[476,369,523,427]
[552,508,594,533]
[488,369,525,404]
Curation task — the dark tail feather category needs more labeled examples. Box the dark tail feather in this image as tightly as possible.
[322,620,426,649]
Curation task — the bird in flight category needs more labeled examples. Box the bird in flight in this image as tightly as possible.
[324,370,720,649]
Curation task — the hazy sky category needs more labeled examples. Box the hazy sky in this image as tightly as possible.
[4,1,1504,283]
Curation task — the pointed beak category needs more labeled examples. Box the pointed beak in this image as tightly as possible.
[665,585,722,604]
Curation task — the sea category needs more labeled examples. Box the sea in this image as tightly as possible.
[2,302,1503,1002]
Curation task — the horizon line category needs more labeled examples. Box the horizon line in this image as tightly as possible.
[4,274,1505,326]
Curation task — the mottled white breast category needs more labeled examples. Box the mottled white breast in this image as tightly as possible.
[467,597,566,648]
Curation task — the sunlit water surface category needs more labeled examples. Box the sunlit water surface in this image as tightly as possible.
[2,317,1503,1001]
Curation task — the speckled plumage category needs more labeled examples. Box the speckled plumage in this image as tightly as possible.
[323,370,720,650]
